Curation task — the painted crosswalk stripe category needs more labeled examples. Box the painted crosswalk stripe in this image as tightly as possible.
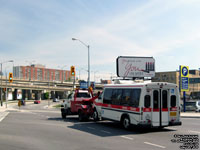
[0,112,9,122]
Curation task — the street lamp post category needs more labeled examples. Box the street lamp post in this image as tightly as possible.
[1,60,14,106]
[58,65,67,83]
[72,38,90,88]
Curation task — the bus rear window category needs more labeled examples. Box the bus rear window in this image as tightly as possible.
[170,95,176,107]
[144,95,151,108]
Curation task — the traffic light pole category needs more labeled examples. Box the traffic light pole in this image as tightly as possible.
[88,45,90,88]
[6,72,7,108]
[1,63,2,106]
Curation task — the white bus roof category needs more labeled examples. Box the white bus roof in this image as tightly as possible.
[104,82,178,88]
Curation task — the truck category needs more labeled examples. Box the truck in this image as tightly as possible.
[61,88,99,121]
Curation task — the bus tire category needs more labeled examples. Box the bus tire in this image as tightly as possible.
[93,110,99,121]
[122,116,131,129]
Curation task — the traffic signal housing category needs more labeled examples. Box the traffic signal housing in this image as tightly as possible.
[9,72,13,83]
[70,66,75,76]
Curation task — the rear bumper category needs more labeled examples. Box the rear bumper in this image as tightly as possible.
[137,123,152,128]
[169,121,182,126]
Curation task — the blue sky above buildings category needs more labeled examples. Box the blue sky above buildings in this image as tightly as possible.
[1,0,200,80]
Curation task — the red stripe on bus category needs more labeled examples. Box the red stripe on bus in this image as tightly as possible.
[105,85,144,88]
[153,108,160,112]
[170,107,177,111]
[94,102,140,112]
[162,108,168,111]
[143,108,152,112]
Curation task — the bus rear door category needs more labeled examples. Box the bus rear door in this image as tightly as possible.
[152,89,169,127]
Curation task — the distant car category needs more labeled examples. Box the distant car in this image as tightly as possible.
[181,101,198,111]
[34,100,41,104]
[195,100,200,112]
[53,98,60,102]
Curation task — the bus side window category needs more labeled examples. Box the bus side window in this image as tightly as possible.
[144,95,151,108]
[121,89,131,106]
[103,89,112,104]
[111,89,122,105]
[170,95,176,107]
[130,89,141,107]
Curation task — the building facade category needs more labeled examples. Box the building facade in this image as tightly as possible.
[152,70,200,98]
[13,64,71,82]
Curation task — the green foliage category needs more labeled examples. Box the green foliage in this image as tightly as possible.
[44,92,49,99]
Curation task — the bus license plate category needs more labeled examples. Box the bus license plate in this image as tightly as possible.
[170,112,177,116]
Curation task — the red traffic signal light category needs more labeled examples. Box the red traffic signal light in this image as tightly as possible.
[9,72,13,83]
[70,66,75,76]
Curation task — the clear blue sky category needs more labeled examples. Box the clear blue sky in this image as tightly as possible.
[1,0,200,80]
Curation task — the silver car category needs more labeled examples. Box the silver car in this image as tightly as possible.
[195,100,200,112]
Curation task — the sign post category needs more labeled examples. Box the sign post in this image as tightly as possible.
[179,65,189,112]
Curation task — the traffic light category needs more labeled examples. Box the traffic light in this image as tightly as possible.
[70,66,75,76]
[9,72,13,83]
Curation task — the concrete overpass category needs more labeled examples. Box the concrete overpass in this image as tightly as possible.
[0,77,103,100]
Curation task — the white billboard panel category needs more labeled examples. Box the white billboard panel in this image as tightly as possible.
[117,56,155,78]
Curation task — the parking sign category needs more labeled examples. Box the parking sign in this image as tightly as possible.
[180,65,189,91]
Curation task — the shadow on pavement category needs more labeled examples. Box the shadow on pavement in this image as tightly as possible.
[48,116,177,137]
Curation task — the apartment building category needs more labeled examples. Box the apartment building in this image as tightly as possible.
[13,64,71,82]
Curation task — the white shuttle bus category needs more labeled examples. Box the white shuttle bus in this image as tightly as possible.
[93,82,182,129]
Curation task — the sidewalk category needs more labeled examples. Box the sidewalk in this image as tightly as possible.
[0,102,19,112]
[181,112,200,118]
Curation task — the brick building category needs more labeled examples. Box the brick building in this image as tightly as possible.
[13,64,71,82]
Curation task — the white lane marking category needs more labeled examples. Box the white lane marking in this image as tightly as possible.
[166,127,177,130]
[87,127,95,130]
[120,136,133,140]
[101,130,111,134]
[144,142,166,149]
[188,130,200,134]
[0,112,9,122]
[43,105,48,109]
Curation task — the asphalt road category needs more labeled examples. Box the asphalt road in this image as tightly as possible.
[0,101,199,150]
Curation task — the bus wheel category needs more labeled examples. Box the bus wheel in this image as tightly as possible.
[93,110,99,121]
[122,116,130,129]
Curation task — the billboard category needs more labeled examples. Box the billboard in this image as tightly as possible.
[116,56,155,78]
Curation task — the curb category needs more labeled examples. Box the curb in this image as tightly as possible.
[181,116,200,119]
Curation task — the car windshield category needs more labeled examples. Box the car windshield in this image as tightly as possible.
[76,92,91,98]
